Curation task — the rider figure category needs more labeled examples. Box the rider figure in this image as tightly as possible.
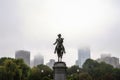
[53,34,66,53]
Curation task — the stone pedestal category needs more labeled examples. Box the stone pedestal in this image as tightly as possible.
[53,62,67,80]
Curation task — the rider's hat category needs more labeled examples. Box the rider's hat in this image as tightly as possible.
[58,34,61,37]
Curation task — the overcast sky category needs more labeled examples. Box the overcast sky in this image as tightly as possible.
[0,0,120,66]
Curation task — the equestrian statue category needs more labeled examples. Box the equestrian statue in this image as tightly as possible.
[53,34,66,62]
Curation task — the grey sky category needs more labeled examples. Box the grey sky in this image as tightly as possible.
[0,0,120,66]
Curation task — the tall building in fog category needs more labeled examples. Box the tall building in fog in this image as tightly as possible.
[15,50,30,66]
[101,53,111,59]
[78,47,90,68]
[34,54,44,66]
[97,54,119,68]
[46,59,55,69]
[30,59,34,68]
[75,60,78,66]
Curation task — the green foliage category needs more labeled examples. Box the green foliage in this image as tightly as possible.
[0,57,30,80]
[82,59,98,79]
[112,68,120,80]
[4,59,17,80]
[67,65,85,80]
[1,57,120,80]
[29,64,53,80]
[83,59,115,80]
[67,73,78,80]
[29,67,41,80]
[0,66,6,80]
[42,76,51,80]
[0,57,14,66]
[79,72,92,80]
[67,65,80,75]
[83,59,99,72]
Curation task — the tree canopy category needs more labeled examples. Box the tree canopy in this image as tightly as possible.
[0,57,120,80]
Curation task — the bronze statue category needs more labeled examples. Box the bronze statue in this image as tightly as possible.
[53,34,66,62]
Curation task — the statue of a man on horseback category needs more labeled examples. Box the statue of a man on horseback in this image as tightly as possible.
[53,34,66,62]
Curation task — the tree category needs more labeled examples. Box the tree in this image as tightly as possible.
[29,64,53,80]
[83,59,100,73]
[29,67,41,80]
[83,59,100,80]
[98,62,113,80]
[37,64,53,79]
[112,68,120,80]
[0,57,14,66]
[42,76,51,80]
[0,66,6,80]
[4,59,17,80]
[67,65,80,75]
[83,59,114,80]
[0,57,30,80]
[67,65,85,80]
[15,59,30,80]
[79,73,92,80]
[68,73,78,80]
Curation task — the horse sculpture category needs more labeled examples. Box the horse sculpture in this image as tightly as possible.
[56,44,64,62]
[53,34,66,62]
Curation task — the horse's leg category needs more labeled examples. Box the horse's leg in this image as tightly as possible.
[61,55,62,61]
[57,53,59,62]
[58,57,59,62]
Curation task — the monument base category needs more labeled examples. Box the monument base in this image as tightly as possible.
[53,62,67,80]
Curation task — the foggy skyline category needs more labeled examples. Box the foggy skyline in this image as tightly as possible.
[0,0,120,66]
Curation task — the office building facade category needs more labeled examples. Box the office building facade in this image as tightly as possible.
[78,47,90,68]
[46,59,55,69]
[15,50,30,66]
[34,54,44,66]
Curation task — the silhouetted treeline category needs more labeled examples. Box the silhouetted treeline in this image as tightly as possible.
[0,57,120,80]
[67,59,120,80]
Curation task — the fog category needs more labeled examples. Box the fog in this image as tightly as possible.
[0,0,120,66]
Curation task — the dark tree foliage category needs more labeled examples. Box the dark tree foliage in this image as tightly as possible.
[112,68,120,80]
[82,59,120,80]
[67,65,86,80]
[79,72,92,80]
[1,57,120,80]
[0,57,14,65]
[67,65,80,75]
[29,64,53,80]
[0,57,30,80]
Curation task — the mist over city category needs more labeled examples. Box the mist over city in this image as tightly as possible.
[1,0,120,80]
[0,0,120,66]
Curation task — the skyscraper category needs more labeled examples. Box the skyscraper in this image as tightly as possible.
[46,59,55,69]
[78,47,90,68]
[30,59,34,68]
[34,54,44,66]
[15,50,30,66]
[75,60,78,66]
[97,54,120,68]
[101,53,111,59]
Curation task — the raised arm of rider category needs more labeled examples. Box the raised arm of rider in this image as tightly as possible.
[53,39,57,45]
